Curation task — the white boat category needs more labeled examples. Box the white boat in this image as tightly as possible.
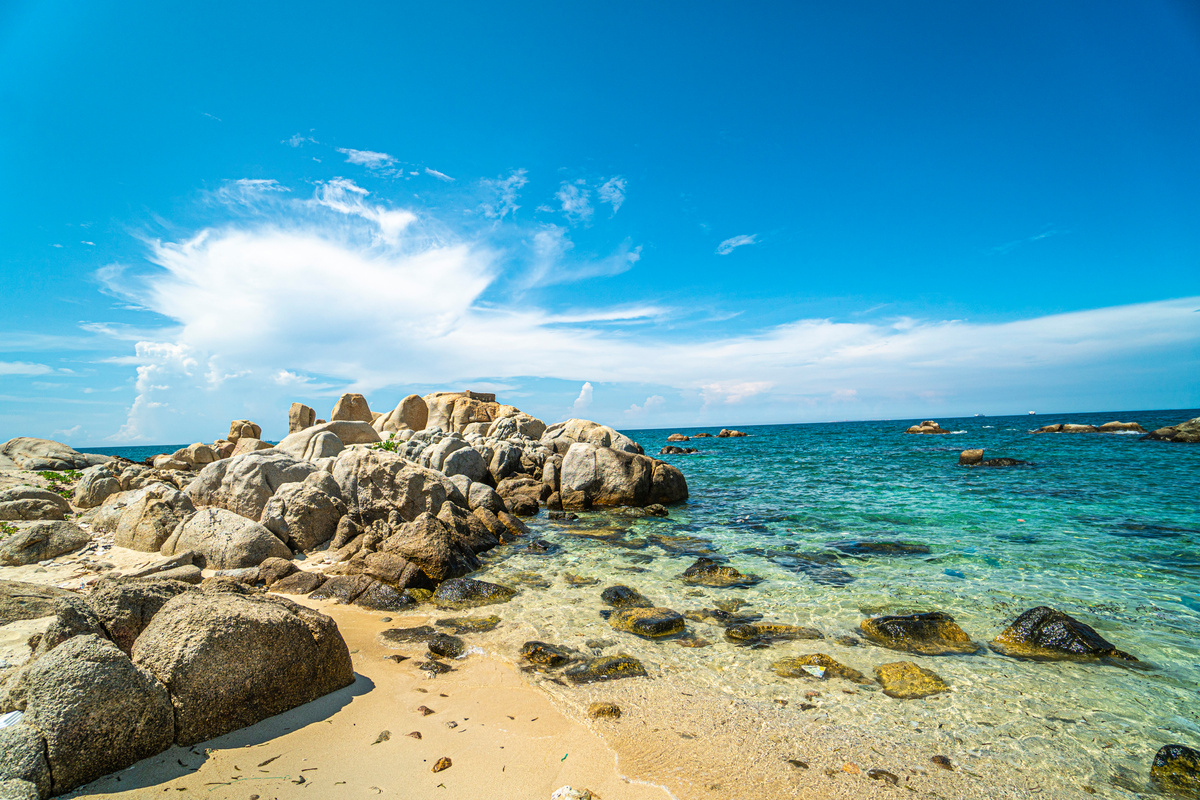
[1028,411,1036,415]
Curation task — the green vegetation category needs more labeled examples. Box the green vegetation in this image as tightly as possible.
[38,469,82,499]
[371,438,401,453]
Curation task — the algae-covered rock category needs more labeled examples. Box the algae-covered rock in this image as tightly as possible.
[588,701,622,720]
[874,661,949,699]
[436,615,501,634]
[377,626,437,648]
[427,633,465,659]
[432,577,517,610]
[989,606,1137,662]
[565,654,647,684]
[860,612,981,655]
[680,557,761,588]
[600,585,653,609]
[520,641,573,668]
[608,607,686,639]
[354,581,415,611]
[771,653,873,684]
[725,622,823,645]
[1151,744,1200,799]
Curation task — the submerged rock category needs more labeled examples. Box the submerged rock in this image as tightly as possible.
[659,446,698,455]
[680,557,761,587]
[1145,417,1200,444]
[1151,744,1200,799]
[683,608,763,627]
[588,701,622,720]
[607,607,686,639]
[725,623,823,645]
[874,661,949,699]
[989,606,1137,662]
[432,577,517,610]
[377,626,438,647]
[860,612,982,655]
[436,614,501,634]
[770,653,873,684]
[520,641,573,668]
[565,654,647,684]
[600,585,654,608]
[832,541,930,557]
[427,633,465,659]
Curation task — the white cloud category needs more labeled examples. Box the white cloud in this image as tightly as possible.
[337,148,395,167]
[701,381,774,405]
[480,170,528,220]
[311,178,416,244]
[53,424,82,439]
[625,394,665,416]
[598,177,627,214]
[425,167,454,182]
[556,181,593,224]
[0,362,55,376]
[285,133,317,147]
[716,234,758,255]
[213,178,290,207]
[572,382,594,414]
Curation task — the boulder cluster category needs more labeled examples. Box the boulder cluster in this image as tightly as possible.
[905,420,951,435]
[1033,420,1146,434]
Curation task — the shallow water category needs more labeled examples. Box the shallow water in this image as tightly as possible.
[467,411,1198,797]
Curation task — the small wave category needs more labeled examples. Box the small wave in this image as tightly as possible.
[1108,430,1143,435]
[982,425,994,428]
[950,430,967,434]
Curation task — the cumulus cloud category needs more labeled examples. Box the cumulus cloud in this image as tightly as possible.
[598,177,627,214]
[572,381,593,413]
[625,394,665,416]
[716,234,758,255]
[337,148,395,167]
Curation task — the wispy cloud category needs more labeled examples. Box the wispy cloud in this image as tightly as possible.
[481,170,528,220]
[212,178,290,207]
[284,132,318,147]
[598,177,627,215]
[425,167,454,182]
[556,181,593,224]
[716,234,758,255]
[0,361,55,376]
[987,226,1064,256]
[311,178,416,244]
[337,148,395,167]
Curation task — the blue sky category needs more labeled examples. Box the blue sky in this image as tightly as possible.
[2,1,1199,445]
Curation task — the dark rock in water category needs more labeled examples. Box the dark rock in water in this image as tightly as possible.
[860,612,982,655]
[1144,417,1200,443]
[522,538,556,555]
[1151,744,1200,799]
[771,653,873,684]
[832,540,931,557]
[659,446,698,455]
[588,701,621,719]
[692,432,714,438]
[270,570,326,595]
[608,607,686,638]
[989,606,1137,662]
[771,553,856,587]
[432,577,517,610]
[309,574,374,604]
[547,511,579,521]
[355,580,415,611]
[725,623,824,645]
[930,755,953,771]
[504,570,550,589]
[644,504,669,517]
[563,572,600,587]
[981,457,1031,467]
[565,654,647,684]
[683,608,763,627]
[377,626,438,647]
[418,659,453,674]
[520,641,573,667]
[600,585,654,608]
[717,429,748,438]
[427,633,465,659]
[681,557,762,588]
[868,768,900,786]
[874,661,949,699]
[436,614,501,634]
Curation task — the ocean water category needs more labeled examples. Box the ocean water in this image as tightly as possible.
[458,410,1199,796]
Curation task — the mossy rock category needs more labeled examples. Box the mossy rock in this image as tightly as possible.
[680,557,761,588]
[520,641,573,668]
[588,701,622,720]
[427,633,465,659]
[771,653,873,684]
[990,606,1137,663]
[684,608,763,627]
[407,587,433,603]
[436,614,501,634]
[432,577,517,610]
[1151,745,1200,799]
[874,661,949,699]
[608,607,686,639]
[725,622,824,645]
[504,570,550,589]
[860,612,981,655]
[377,626,437,648]
[565,654,647,684]
[600,585,654,608]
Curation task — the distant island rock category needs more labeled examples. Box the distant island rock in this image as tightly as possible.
[717,429,748,438]
[905,421,951,435]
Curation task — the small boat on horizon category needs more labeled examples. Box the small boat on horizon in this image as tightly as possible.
[1028,411,1037,415]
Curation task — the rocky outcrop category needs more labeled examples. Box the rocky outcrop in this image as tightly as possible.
[1145,417,1200,444]
[85,578,196,654]
[0,521,90,566]
[558,442,687,509]
[0,487,71,521]
[666,433,690,442]
[19,634,174,794]
[72,464,122,508]
[717,428,748,438]
[0,438,110,471]
[373,394,429,434]
[330,393,373,423]
[0,580,76,626]
[1034,423,1098,433]
[112,483,197,552]
[541,419,643,455]
[227,420,261,443]
[230,438,272,457]
[1098,421,1145,433]
[260,472,346,551]
[660,445,698,455]
[185,450,320,520]
[289,402,316,433]
[905,421,950,435]
[957,449,1030,468]
[331,448,460,526]
[131,591,354,746]
[860,612,981,655]
[377,512,480,582]
[989,606,1137,662]
[160,507,291,569]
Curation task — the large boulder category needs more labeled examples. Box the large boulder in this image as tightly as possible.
[21,634,173,794]
[989,606,1137,662]
[72,464,122,509]
[1098,421,1145,433]
[330,393,373,422]
[131,591,354,746]
[441,446,489,483]
[231,438,272,457]
[112,483,197,552]
[185,450,321,520]
[260,472,346,551]
[905,421,950,435]
[1151,744,1200,799]
[330,448,460,526]
[373,394,428,433]
[0,724,50,798]
[276,421,379,461]
[860,612,981,655]
[160,507,291,569]
[1145,417,1200,444]
[559,442,688,509]
[0,438,110,471]
[227,420,261,443]
[85,578,196,654]
[0,487,70,522]
[486,412,546,441]
[541,419,643,455]
[288,402,316,433]
[0,521,90,566]
[378,512,480,582]
[0,580,76,626]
